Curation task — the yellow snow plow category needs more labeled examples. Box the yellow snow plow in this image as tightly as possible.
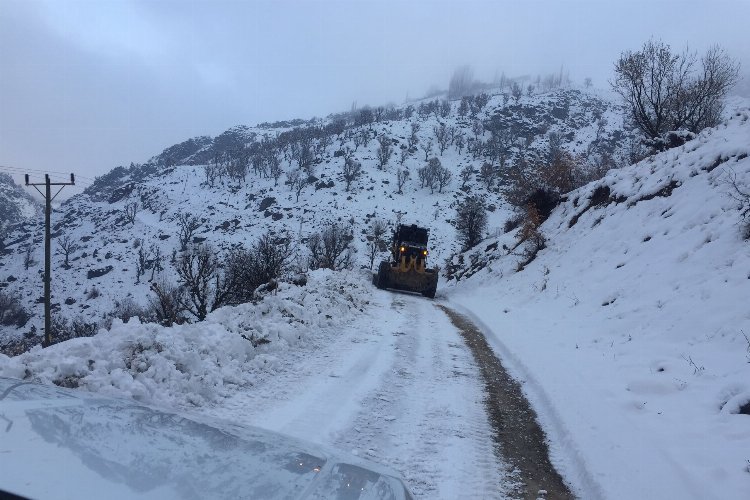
[373,224,439,298]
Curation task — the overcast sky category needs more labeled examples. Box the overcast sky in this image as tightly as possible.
[1,0,748,193]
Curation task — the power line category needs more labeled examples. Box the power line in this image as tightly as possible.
[0,168,93,187]
[0,165,96,182]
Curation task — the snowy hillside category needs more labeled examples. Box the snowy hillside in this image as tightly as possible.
[0,87,635,345]
[446,102,750,498]
[0,173,39,233]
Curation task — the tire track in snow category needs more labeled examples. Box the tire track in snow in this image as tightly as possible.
[331,293,513,499]
[194,290,513,498]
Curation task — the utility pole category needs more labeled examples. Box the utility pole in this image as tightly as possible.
[25,173,75,347]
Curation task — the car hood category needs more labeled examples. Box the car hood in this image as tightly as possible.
[0,377,413,500]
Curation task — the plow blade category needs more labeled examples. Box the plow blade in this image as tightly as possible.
[373,261,438,298]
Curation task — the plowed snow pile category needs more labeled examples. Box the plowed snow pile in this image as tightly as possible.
[448,104,750,499]
[0,270,370,407]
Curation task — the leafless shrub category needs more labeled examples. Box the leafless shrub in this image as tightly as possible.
[123,201,139,225]
[455,196,488,251]
[55,235,78,269]
[366,219,388,270]
[0,291,31,327]
[225,232,292,304]
[341,153,362,191]
[175,244,232,321]
[376,134,393,170]
[724,168,750,239]
[307,223,354,270]
[148,280,187,327]
[433,123,450,155]
[287,168,308,202]
[24,244,36,270]
[396,168,410,194]
[515,203,546,271]
[177,212,201,251]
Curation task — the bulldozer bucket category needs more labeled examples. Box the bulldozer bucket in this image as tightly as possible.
[374,260,438,298]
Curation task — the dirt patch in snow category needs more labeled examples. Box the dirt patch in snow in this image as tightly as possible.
[438,305,574,500]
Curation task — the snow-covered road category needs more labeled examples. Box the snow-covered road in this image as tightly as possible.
[197,290,513,498]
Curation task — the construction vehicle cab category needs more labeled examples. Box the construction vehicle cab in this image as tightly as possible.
[373,224,439,298]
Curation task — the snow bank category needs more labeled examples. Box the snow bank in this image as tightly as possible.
[0,269,371,408]
[448,104,750,499]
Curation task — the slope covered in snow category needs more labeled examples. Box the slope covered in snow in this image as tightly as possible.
[0,87,635,345]
[447,103,750,498]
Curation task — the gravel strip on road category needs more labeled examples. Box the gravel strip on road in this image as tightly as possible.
[438,305,574,500]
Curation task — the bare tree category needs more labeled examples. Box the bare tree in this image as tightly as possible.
[376,134,393,170]
[288,168,307,202]
[472,120,483,140]
[149,245,163,281]
[226,151,248,185]
[458,97,470,117]
[123,201,139,225]
[24,244,36,270]
[408,122,420,149]
[511,81,523,102]
[352,130,364,151]
[473,93,490,114]
[148,280,186,326]
[417,160,437,192]
[267,151,283,186]
[134,244,151,284]
[455,133,465,154]
[177,213,201,251]
[399,147,409,165]
[396,168,410,194]
[366,219,388,270]
[290,138,315,175]
[56,235,78,269]
[358,129,371,148]
[420,139,433,161]
[455,196,488,251]
[439,100,451,118]
[435,164,452,193]
[175,244,233,321]
[433,123,450,156]
[204,161,218,187]
[612,39,739,141]
[341,154,362,191]
[418,157,450,194]
[479,162,497,190]
[459,165,473,188]
[724,168,750,233]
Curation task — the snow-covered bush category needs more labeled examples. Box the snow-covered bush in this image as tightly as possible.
[0,291,30,328]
